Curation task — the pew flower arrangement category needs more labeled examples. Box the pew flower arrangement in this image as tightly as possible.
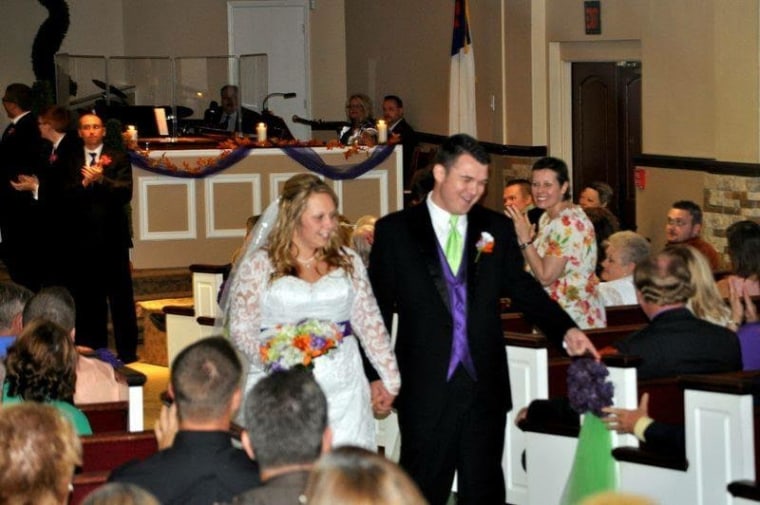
[560,357,617,504]
[259,319,344,372]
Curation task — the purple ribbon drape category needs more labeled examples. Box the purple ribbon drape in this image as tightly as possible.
[127,143,396,180]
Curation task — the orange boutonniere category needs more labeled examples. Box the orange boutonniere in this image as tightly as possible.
[99,154,112,167]
[475,232,495,262]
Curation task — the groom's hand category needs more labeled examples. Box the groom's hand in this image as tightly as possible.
[370,380,395,418]
[563,328,600,360]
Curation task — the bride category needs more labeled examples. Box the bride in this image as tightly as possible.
[223,173,400,449]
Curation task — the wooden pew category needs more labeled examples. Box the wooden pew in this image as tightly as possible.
[70,430,159,504]
[71,471,109,505]
[501,303,648,334]
[613,371,760,505]
[79,430,159,473]
[77,365,147,433]
[80,402,129,433]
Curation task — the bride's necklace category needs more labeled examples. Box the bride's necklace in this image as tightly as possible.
[295,253,317,268]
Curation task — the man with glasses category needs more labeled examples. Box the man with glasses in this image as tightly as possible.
[0,83,45,291]
[665,200,722,271]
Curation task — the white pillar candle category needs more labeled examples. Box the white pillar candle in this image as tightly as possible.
[377,119,388,144]
[127,125,138,141]
[256,123,267,143]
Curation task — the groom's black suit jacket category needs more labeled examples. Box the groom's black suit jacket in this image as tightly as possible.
[369,202,577,437]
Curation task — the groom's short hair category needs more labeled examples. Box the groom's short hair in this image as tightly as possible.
[244,367,327,469]
[434,134,491,170]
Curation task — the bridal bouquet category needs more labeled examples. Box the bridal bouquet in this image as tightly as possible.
[259,319,344,372]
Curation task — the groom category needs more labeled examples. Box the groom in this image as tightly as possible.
[369,134,598,505]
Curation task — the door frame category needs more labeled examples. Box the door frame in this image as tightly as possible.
[227,0,311,139]
[548,40,641,176]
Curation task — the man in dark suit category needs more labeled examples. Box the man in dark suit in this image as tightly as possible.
[207,84,264,134]
[12,105,81,288]
[110,337,261,504]
[72,113,138,362]
[0,83,45,290]
[382,95,418,189]
[368,134,598,505]
[613,249,742,380]
[232,367,330,505]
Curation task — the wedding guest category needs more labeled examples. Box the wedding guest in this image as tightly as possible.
[230,368,331,505]
[3,319,92,435]
[578,181,613,210]
[660,245,732,328]
[72,113,139,363]
[304,446,428,505]
[507,156,606,329]
[613,251,741,380]
[22,286,127,404]
[0,281,32,358]
[382,95,418,187]
[665,200,722,271]
[110,337,260,505]
[597,231,651,307]
[81,483,161,505]
[503,178,543,227]
[0,403,82,505]
[0,83,46,290]
[339,94,377,146]
[717,219,760,298]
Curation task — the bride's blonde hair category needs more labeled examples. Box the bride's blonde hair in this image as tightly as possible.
[267,174,353,282]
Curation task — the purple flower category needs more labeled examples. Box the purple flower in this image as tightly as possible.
[311,336,327,349]
[567,358,614,417]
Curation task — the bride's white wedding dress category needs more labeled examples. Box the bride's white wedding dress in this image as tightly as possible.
[228,247,400,449]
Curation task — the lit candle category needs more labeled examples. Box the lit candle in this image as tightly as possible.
[256,122,267,144]
[377,119,388,144]
[127,125,138,141]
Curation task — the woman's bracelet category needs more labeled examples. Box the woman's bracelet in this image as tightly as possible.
[519,238,534,250]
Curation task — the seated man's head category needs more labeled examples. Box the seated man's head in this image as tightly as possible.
[579,181,613,209]
[503,179,534,213]
[0,403,82,505]
[666,200,703,244]
[220,84,240,114]
[601,231,651,282]
[0,282,33,337]
[170,336,242,426]
[23,286,76,338]
[242,367,329,473]
[634,251,695,315]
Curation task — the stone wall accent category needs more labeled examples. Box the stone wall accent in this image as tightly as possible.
[703,173,760,266]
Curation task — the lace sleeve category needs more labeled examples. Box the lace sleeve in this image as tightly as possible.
[227,249,272,368]
[347,249,401,395]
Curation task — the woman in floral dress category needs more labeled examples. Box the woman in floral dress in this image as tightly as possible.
[506,157,606,329]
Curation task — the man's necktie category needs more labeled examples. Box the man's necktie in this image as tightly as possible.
[89,152,97,166]
[445,215,463,273]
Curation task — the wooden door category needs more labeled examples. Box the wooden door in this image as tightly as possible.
[572,61,641,230]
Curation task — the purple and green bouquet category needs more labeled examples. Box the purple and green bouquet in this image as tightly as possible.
[259,319,344,372]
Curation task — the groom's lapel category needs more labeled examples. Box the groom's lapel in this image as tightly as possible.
[410,204,451,313]
[465,207,485,297]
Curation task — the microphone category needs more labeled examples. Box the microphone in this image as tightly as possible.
[204,101,219,123]
[262,92,297,113]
